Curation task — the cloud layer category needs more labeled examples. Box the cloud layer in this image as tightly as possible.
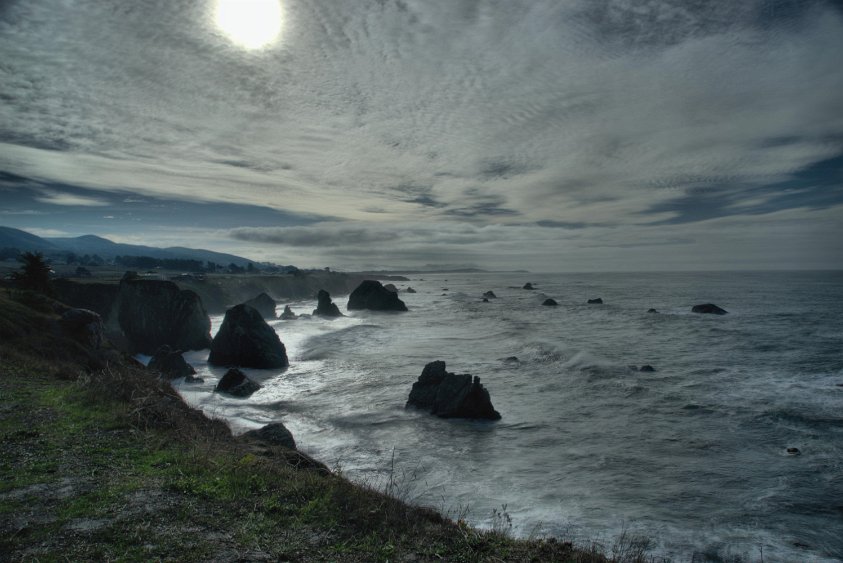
[1,0,841,270]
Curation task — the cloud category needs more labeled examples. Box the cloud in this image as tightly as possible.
[34,190,110,207]
[1,0,842,270]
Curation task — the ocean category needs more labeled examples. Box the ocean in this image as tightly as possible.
[172,271,843,561]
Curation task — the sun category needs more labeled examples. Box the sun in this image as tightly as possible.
[214,0,283,50]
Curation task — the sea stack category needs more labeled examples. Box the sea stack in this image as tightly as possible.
[406,360,501,420]
[209,304,288,369]
[313,289,342,317]
[347,280,408,312]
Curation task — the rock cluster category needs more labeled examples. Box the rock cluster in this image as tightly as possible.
[209,304,288,369]
[347,280,408,312]
[406,361,501,420]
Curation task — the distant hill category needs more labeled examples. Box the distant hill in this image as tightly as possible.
[0,226,255,266]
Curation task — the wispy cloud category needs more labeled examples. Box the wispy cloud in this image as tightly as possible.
[34,190,110,207]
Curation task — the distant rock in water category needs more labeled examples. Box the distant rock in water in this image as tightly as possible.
[347,280,408,312]
[542,298,558,306]
[406,360,501,420]
[148,345,196,379]
[209,304,288,369]
[647,308,659,314]
[692,303,728,315]
[279,305,297,320]
[786,447,801,456]
[502,356,520,363]
[587,298,603,304]
[383,283,398,293]
[116,279,212,354]
[214,368,262,398]
[482,298,490,303]
[59,308,103,349]
[639,364,656,373]
[243,292,277,319]
[523,283,535,290]
[313,289,342,317]
[483,291,497,299]
[243,422,296,450]
[405,287,417,293]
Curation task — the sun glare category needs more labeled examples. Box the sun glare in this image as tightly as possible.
[215,0,283,50]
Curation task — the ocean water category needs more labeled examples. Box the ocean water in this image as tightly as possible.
[173,271,843,561]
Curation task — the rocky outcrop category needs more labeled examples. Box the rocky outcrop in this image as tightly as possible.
[214,368,262,397]
[406,361,501,420]
[59,308,104,349]
[347,280,408,312]
[209,304,288,369]
[148,345,196,379]
[383,283,398,293]
[587,298,603,304]
[313,289,342,317]
[522,283,535,290]
[242,423,296,450]
[483,291,497,299]
[243,293,277,319]
[692,303,728,315]
[116,279,212,354]
[279,305,297,320]
[542,298,558,306]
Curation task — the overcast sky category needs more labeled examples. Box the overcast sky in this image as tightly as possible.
[1,0,841,271]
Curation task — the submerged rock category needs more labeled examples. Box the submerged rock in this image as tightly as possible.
[209,304,288,369]
[692,303,728,315]
[647,308,659,314]
[214,368,262,397]
[483,291,497,299]
[347,280,408,312]
[243,293,277,319]
[116,279,212,354]
[523,283,535,290]
[405,287,417,293]
[406,360,501,420]
[786,447,801,456]
[313,289,342,318]
[279,305,297,320]
[587,298,603,304]
[243,422,296,450]
[542,298,558,306]
[148,345,196,379]
[639,364,656,373]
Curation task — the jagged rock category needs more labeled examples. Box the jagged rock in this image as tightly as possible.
[243,423,296,450]
[214,368,262,397]
[148,345,196,379]
[279,305,297,320]
[116,279,212,354]
[209,304,288,369]
[59,308,103,349]
[542,298,558,306]
[692,303,728,315]
[483,291,497,299]
[647,308,659,314]
[523,283,535,290]
[243,293,277,319]
[347,280,408,312]
[383,283,398,293]
[406,361,501,420]
[313,289,342,317]
[639,364,656,372]
[405,287,417,293]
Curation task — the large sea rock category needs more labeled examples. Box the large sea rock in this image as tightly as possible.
[347,280,408,312]
[313,289,342,317]
[406,360,501,420]
[208,304,289,369]
[116,279,212,354]
[692,303,728,315]
[243,292,277,319]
